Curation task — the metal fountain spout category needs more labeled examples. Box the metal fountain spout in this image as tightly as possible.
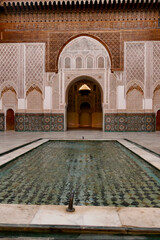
[66,190,75,212]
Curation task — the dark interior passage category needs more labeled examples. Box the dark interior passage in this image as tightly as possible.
[6,109,14,130]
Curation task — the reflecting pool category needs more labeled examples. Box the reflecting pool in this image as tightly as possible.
[0,140,159,207]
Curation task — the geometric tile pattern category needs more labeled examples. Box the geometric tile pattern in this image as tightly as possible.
[15,113,64,132]
[0,114,4,131]
[105,113,155,132]
[0,44,18,87]
[0,141,159,207]
[125,42,145,84]
[25,44,44,91]
[153,42,160,84]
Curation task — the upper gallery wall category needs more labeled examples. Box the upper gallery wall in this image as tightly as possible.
[0,0,160,132]
[0,0,159,73]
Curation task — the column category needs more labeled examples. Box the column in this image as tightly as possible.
[18,99,26,110]
[117,86,126,109]
[0,99,2,110]
[44,86,52,110]
[144,42,152,110]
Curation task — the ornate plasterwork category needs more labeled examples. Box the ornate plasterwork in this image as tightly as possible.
[0,44,19,88]
[114,71,124,83]
[0,43,45,98]
[59,36,111,70]
[125,42,145,85]
[153,42,160,85]
[48,32,119,72]
[25,43,45,92]
[64,72,105,96]
[126,80,144,94]
[0,81,18,97]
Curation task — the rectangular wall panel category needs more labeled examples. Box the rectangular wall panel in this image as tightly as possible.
[105,113,155,132]
[15,113,64,132]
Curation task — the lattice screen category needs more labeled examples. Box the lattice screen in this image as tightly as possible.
[25,44,44,90]
[153,42,160,84]
[0,44,19,87]
[125,42,145,84]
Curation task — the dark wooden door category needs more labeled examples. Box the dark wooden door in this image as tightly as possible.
[156,110,160,131]
[6,109,14,130]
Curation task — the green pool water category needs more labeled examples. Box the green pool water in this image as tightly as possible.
[0,140,159,207]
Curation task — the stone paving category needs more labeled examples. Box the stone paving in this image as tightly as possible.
[0,130,160,154]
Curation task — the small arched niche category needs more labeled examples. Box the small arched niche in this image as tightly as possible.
[26,86,43,112]
[126,85,144,110]
[1,87,17,108]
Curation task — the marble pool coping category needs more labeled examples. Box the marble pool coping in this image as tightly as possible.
[0,204,159,234]
[0,138,159,233]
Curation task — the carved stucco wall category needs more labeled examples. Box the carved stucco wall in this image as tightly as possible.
[124,41,160,112]
[25,43,45,93]
[0,40,160,113]
[0,43,45,114]
[125,42,145,93]
[58,36,111,109]
[47,32,120,72]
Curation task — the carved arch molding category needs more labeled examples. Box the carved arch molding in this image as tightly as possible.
[46,32,121,72]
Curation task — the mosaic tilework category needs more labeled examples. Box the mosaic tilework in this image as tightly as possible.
[105,113,155,132]
[15,113,64,132]
[0,140,159,207]
[0,114,4,131]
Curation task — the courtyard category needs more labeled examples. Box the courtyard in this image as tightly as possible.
[0,131,159,239]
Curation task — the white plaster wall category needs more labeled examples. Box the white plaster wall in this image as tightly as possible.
[117,86,126,109]
[144,99,152,110]
[18,99,26,110]
[44,86,52,110]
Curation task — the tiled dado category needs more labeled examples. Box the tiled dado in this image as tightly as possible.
[15,113,64,132]
[0,114,4,131]
[105,113,155,132]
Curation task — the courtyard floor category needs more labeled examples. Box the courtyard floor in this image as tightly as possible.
[0,130,160,238]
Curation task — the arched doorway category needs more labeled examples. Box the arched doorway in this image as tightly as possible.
[79,102,91,128]
[156,110,160,131]
[6,109,15,130]
[67,79,102,129]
